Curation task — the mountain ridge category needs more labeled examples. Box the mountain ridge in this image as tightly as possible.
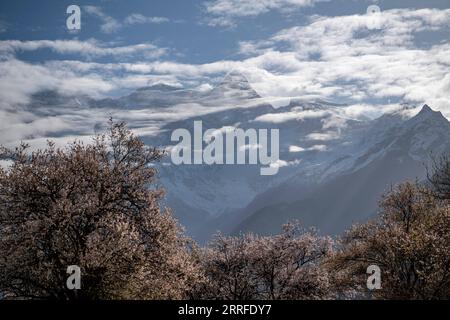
[18,73,450,242]
[229,105,450,238]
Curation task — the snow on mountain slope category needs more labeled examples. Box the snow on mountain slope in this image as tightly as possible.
[207,70,261,101]
[15,71,450,242]
[231,105,450,237]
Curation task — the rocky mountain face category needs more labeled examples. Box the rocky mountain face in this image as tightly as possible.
[231,105,450,237]
[22,72,450,242]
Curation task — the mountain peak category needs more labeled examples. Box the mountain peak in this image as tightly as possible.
[406,104,448,129]
[209,70,260,100]
[418,104,433,114]
[222,70,250,84]
[416,104,445,119]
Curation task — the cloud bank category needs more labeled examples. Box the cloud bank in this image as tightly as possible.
[1,7,450,149]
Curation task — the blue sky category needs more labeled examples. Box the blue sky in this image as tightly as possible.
[0,0,450,115]
[1,0,449,64]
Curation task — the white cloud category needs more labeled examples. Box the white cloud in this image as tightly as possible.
[2,8,449,118]
[196,83,214,92]
[289,145,305,152]
[0,114,73,144]
[84,6,170,33]
[124,14,169,25]
[204,0,326,27]
[269,159,301,170]
[0,5,449,163]
[84,6,122,33]
[340,104,401,120]
[289,144,327,153]
[0,58,114,107]
[1,7,450,151]
[254,109,329,123]
[306,131,339,141]
[321,115,348,131]
[0,39,166,59]
[232,8,450,115]
[269,159,288,169]
[308,144,327,152]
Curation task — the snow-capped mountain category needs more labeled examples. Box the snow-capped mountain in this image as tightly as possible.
[229,104,450,237]
[19,71,450,242]
[207,70,261,101]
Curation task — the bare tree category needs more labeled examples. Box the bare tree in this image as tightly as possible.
[2,120,448,300]
[0,121,199,299]
[192,223,334,300]
[331,182,450,299]
[428,154,450,201]
[192,233,260,300]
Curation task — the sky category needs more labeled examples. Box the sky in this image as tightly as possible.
[0,0,450,134]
